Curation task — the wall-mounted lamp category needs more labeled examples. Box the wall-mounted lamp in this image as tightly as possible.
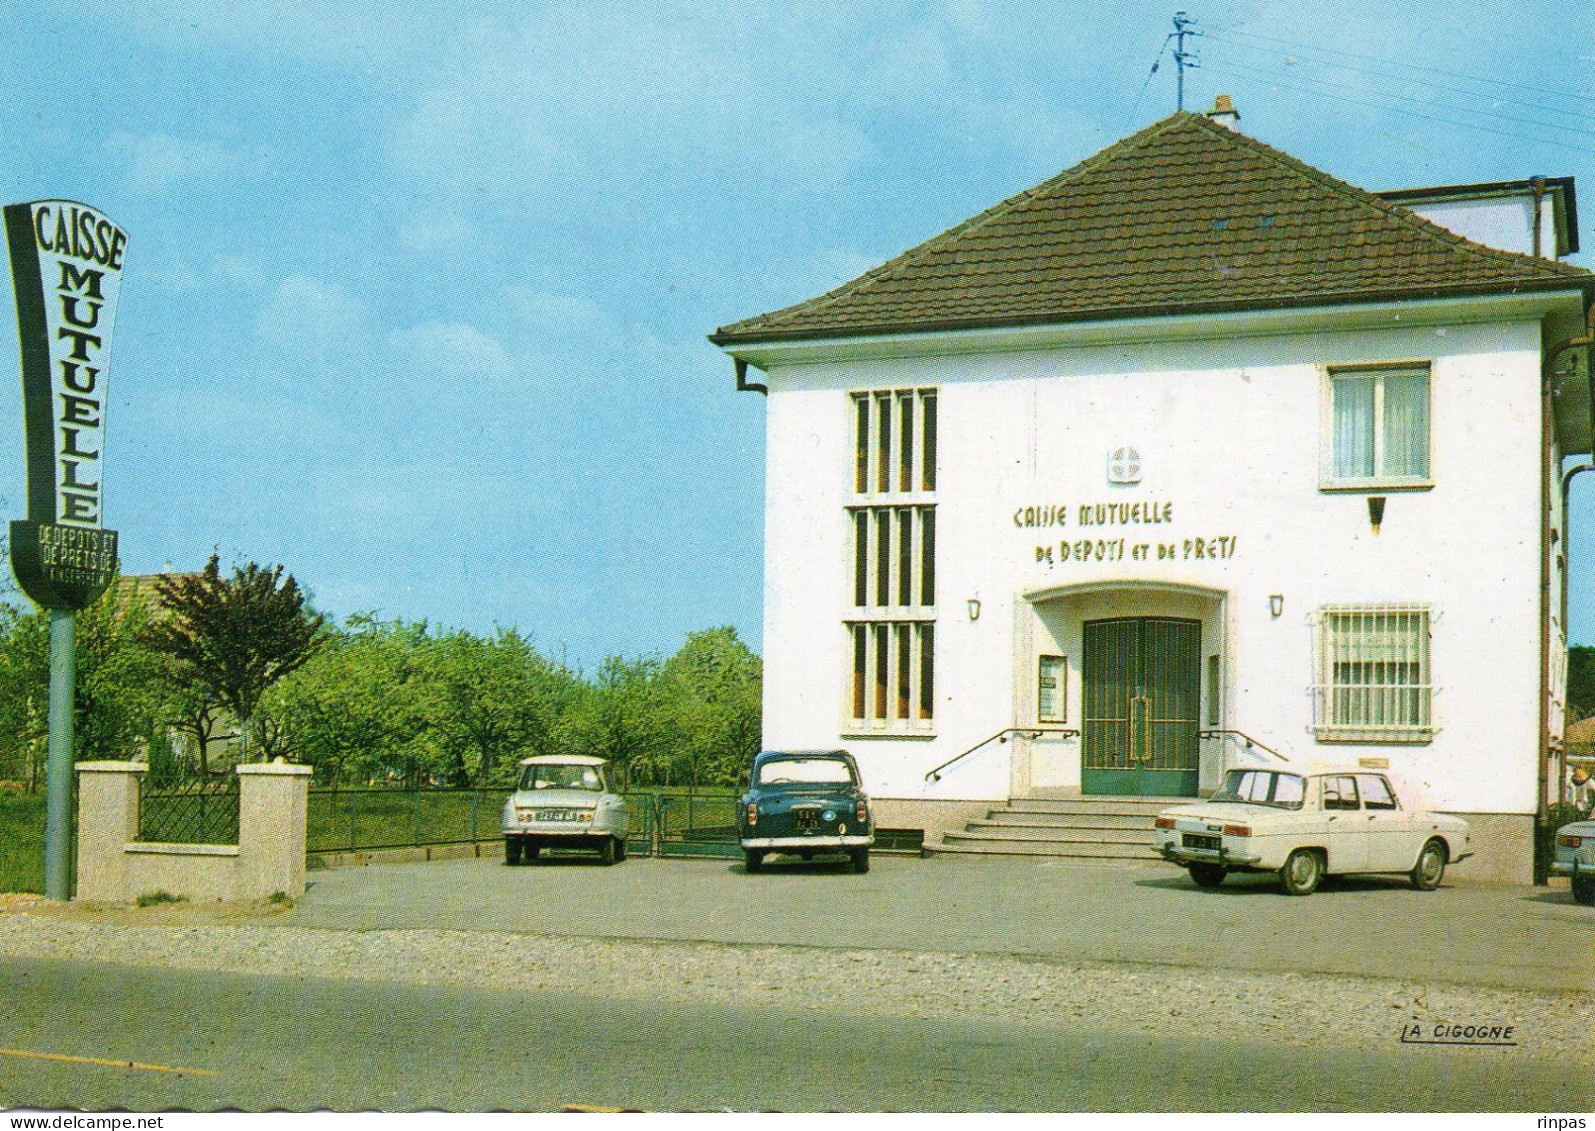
[967,598,982,621]
[1368,495,1386,535]
[1268,594,1284,618]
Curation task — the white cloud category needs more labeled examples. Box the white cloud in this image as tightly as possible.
[389,320,513,379]
[398,214,480,254]
[254,274,367,352]
[106,131,232,196]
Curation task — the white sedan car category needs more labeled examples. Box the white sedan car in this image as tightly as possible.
[502,755,630,865]
[1552,818,1595,905]
[1153,766,1472,895]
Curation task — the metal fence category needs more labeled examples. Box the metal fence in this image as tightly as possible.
[303,786,746,858]
[139,775,241,844]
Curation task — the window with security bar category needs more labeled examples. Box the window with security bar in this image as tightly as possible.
[1312,605,1434,742]
[1325,364,1430,488]
[847,388,937,730]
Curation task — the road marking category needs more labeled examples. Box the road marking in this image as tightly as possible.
[0,1046,219,1076]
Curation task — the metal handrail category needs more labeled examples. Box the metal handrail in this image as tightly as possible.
[926,725,1080,782]
[1199,729,1291,763]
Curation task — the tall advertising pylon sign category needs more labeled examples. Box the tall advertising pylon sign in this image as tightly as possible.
[6,200,127,899]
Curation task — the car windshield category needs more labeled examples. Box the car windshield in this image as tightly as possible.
[519,763,604,792]
[756,757,854,786]
[1210,769,1305,809]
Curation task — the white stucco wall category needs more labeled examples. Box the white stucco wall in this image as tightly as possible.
[759,311,1550,818]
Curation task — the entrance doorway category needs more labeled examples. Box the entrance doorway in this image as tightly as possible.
[1082,616,1200,796]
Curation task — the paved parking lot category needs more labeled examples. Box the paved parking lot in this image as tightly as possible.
[285,852,1594,994]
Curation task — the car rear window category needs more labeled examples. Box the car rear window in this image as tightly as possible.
[757,758,855,785]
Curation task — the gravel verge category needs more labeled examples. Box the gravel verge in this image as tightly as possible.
[1,899,1587,1064]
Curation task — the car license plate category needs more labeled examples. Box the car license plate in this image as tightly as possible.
[1183,833,1221,851]
[795,810,819,829]
[537,809,578,822]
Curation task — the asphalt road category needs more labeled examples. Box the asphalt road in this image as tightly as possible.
[3,956,1585,1112]
[287,853,1595,993]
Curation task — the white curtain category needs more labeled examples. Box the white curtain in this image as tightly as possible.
[1381,372,1429,479]
[1332,377,1375,479]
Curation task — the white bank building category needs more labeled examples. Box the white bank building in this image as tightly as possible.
[711,105,1593,883]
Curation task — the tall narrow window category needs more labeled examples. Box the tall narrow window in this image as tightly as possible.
[899,393,915,493]
[853,395,870,494]
[846,387,938,730]
[875,392,892,494]
[1327,365,1430,487]
[1205,654,1221,727]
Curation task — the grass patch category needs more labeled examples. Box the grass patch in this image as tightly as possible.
[0,790,46,894]
[134,890,187,907]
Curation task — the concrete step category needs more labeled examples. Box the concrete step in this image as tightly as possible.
[927,838,1157,860]
[987,811,1157,829]
[1006,797,1179,814]
[964,820,1153,844]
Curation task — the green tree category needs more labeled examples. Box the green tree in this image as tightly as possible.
[262,614,435,786]
[659,627,762,787]
[0,583,167,784]
[417,628,581,788]
[1569,645,1595,721]
[144,554,326,761]
[560,654,680,787]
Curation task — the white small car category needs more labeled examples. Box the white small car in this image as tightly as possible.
[1153,765,1472,895]
[502,755,630,865]
[1552,818,1595,905]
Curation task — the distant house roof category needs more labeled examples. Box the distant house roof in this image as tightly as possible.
[711,112,1589,347]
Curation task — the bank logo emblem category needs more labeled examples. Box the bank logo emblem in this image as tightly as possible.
[1108,446,1142,485]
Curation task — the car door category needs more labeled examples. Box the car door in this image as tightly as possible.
[1355,773,1411,871]
[1320,775,1368,873]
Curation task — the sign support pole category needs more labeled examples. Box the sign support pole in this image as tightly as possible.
[44,607,75,899]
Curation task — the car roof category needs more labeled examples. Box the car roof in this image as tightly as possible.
[516,755,608,767]
[754,749,852,762]
[1227,762,1390,779]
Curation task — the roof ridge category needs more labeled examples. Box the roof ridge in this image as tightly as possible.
[723,114,1199,335]
[1183,113,1585,280]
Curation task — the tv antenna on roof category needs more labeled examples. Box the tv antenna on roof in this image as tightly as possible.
[1158,11,1202,111]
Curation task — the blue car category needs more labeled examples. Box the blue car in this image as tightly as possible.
[738,750,873,873]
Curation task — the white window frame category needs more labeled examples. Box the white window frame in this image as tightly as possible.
[1311,603,1436,744]
[844,388,938,736]
[1320,362,1433,491]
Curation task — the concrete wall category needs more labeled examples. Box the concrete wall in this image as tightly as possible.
[75,761,311,903]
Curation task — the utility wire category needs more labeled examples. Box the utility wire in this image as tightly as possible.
[1208,28,1595,123]
[1123,34,1173,133]
[1210,54,1594,140]
[1203,62,1595,156]
[1205,22,1595,105]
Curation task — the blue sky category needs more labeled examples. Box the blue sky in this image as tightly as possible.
[1,1,1592,668]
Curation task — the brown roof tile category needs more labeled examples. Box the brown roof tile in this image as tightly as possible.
[711,113,1588,346]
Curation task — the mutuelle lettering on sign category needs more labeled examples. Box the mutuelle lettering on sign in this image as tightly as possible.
[4,200,126,609]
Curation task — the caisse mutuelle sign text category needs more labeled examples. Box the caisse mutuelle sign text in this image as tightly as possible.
[5,200,126,608]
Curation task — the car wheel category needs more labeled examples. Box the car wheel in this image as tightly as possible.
[1278,848,1323,896]
[1187,862,1227,888]
[850,848,870,874]
[597,836,617,865]
[744,848,764,873]
[614,839,627,862]
[1408,838,1447,891]
[525,844,540,860]
[505,838,522,867]
[1572,874,1595,906]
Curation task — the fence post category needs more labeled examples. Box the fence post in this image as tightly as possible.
[348,791,356,851]
[470,790,479,843]
[412,787,422,847]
